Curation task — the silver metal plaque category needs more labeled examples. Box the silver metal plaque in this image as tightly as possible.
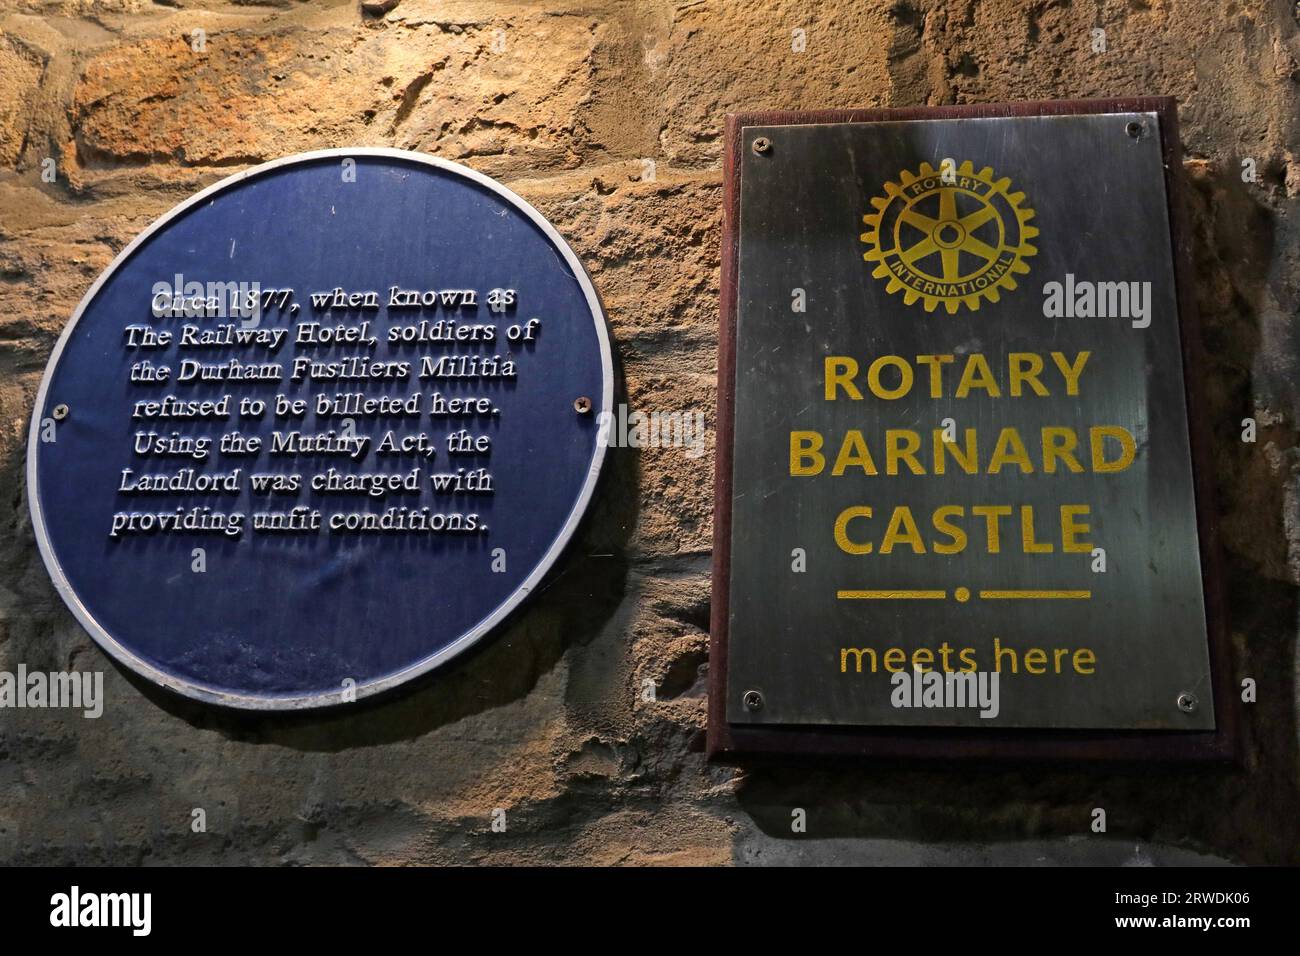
[726,113,1215,730]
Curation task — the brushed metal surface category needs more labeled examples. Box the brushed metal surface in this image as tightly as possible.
[726,112,1214,730]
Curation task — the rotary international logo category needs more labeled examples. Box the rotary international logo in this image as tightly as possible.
[860,160,1038,314]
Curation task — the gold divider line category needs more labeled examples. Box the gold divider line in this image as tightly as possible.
[835,589,1093,601]
[837,590,947,600]
[978,590,1092,600]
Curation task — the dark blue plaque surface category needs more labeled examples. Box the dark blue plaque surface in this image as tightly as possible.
[28,149,613,709]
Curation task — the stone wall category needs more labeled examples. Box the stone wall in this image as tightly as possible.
[0,0,1297,865]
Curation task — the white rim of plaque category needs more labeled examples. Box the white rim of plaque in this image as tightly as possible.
[26,147,615,711]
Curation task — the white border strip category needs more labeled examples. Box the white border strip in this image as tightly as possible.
[26,147,615,711]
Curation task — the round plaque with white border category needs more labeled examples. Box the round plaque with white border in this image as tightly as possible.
[28,149,613,710]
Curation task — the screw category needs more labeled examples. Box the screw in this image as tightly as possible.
[1125,121,1144,139]
[743,689,764,712]
[1177,692,1198,713]
[51,404,69,421]
[752,136,771,155]
[573,396,592,414]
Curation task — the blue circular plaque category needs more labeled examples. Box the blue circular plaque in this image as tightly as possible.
[27,149,613,709]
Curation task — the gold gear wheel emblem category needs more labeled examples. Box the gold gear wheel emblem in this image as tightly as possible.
[861,160,1038,314]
